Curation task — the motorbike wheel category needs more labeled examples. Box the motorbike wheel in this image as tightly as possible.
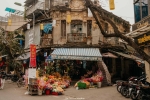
[137,92,144,100]
[17,81,21,87]
[121,87,129,97]
[117,85,121,93]
[130,90,138,100]
[17,78,23,88]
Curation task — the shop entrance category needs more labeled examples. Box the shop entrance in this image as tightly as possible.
[52,60,98,80]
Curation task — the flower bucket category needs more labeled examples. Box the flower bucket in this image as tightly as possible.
[97,82,101,88]
[38,89,43,95]
[45,89,50,95]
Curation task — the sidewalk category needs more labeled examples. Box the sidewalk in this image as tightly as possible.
[0,82,129,100]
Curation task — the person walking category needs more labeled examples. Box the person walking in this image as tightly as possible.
[0,69,6,89]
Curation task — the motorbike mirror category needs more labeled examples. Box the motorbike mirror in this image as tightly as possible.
[142,72,145,75]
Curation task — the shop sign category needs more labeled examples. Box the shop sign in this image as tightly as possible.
[134,32,150,45]
[28,68,36,84]
[30,44,36,67]
[51,55,101,61]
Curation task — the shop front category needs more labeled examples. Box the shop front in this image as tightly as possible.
[51,48,102,80]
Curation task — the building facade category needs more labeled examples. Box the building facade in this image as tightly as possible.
[21,0,140,84]
[126,0,150,82]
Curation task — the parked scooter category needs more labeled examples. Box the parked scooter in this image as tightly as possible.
[11,71,24,82]
[11,75,19,82]
[116,73,147,99]
[131,81,150,100]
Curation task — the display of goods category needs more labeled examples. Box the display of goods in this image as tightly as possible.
[38,89,43,95]
[77,82,87,89]
[29,78,37,84]
[45,89,51,95]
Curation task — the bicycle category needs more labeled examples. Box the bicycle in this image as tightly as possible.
[17,77,25,87]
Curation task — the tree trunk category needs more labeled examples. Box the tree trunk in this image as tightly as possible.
[85,0,150,64]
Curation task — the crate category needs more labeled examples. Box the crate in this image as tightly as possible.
[29,78,37,85]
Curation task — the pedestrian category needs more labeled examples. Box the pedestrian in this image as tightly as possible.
[0,69,5,89]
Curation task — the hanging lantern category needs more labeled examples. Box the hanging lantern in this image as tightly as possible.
[8,19,12,26]
[40,23,44,30]
[66,14,71,23]
[109,0,115,10]
[27,24,30,29]
[52,20,56,27]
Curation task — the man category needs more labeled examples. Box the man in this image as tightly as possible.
[0,69,5,89]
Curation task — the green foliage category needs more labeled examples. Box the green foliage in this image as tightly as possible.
[38,69,44,77]
[0,30,25,69]
[46,62,55,74]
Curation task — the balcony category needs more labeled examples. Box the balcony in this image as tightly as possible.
[40,34,52,46]
[51,0,70,11]
[53,0,70,6]
[26,1,45,19]
[67,33,86,43]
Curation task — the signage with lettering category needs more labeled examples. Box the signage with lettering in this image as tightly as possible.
[134,31,150,45]
[30,44,36,67]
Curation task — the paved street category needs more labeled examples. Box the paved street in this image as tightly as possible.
[0,80,130,100]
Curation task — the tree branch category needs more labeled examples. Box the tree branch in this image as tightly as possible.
[86,0,150,63]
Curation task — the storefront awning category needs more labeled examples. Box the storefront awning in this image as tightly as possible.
[51,48,102,61]
[16,50,40,60]
[102,52,118,58]
[110,51,143,62]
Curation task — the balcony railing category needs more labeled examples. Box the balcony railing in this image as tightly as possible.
[40,34,52,46]
[26,1,45,17]
[53,0,70,6]
[67,33,86,43]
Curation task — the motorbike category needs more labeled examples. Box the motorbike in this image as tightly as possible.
[116,74,146,98]
[116,80,124,93]
[11,71,24,82]
[130,77,150,100]
[17,75,25,88]
[133,83,150,100]
[11,75,19,82]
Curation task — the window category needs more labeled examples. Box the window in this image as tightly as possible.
[134,1,141,22]
[87,20,92,36]
[134,0,148,23]
[61,20,66,37]
[71,20,82,33]
[141,0,148,18]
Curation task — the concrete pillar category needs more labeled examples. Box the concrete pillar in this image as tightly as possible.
[82,22,87,34]
[66,23,71,42]
[144,47,150,83]
[145,61,150,83]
